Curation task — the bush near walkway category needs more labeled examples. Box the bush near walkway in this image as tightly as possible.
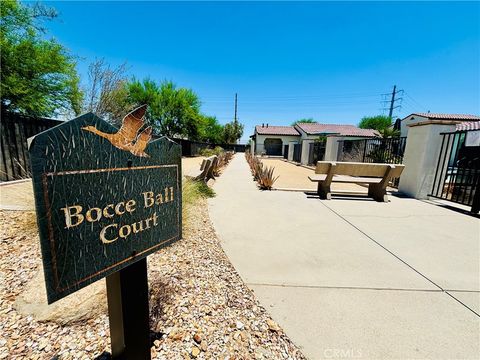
[245,151,279,190]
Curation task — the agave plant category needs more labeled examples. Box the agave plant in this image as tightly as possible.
[257,165,279,190]
[253,159,263,181]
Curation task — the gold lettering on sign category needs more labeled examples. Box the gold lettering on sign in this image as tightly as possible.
[115,202,125,215]
[61,205,84,228]
[103,204,114,218]
[125,199,136,213]
[143,191,154,208]
[100,224,118,244]
[61,186,175,244]
[86,207,102,222]
[119,225,131,239]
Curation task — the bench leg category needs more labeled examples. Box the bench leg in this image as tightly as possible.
[368,183,388,202]
[317,182,331,200]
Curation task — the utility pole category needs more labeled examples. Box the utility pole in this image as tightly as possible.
[381,85,403,119]
[388,85,396,119]
[234,93,238,123]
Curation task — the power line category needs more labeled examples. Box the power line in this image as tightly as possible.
[404,92,428,112]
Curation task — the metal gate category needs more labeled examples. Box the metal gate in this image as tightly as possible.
[293,144,302,163]
[283,145,289,159]
[429,131,480,213]
[308,141,325,165]
[264,138,283,156]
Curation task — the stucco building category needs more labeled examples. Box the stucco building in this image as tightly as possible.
[399,113,480,137]
[250,122,378,163]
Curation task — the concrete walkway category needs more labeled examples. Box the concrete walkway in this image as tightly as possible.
[209,154,480,360]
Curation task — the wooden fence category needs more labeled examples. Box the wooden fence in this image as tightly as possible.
[1,112,63,181]
[1,112,247,181]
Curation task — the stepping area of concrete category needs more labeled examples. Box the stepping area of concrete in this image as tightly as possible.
[209,154,480,359]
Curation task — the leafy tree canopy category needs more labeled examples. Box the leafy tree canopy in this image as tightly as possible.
[222,120,244,144]
[291,118,317,126]
[1,0,82,117]
[123,78,244,143]
[199,115,224,144]
[358,115,392,130]
[126,79,203,140]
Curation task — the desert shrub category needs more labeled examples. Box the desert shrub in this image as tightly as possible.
[245,152,279,189]
[199,146,224,157]
[211,151,234,176]
[257,165,279,190]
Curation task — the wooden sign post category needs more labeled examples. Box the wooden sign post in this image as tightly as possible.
[29,106,182,359]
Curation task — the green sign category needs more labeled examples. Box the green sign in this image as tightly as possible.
[30,106,182,303]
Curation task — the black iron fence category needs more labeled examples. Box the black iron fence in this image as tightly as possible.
[429,131,479,213]
[169,138,246,157]
[337,137,407,187]
[283,145,289,159]
[308,141,326,165]
[293,143,302,163]
[337,137,407,164]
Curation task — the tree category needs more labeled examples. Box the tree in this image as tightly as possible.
[358,115,392,131]
[126,79,202,139]
[222,120,244,144]
[199,115,224,143]
[291,118,317,126]
[1,0,82,117]
[377,127,400,138]
[83,58,132,124]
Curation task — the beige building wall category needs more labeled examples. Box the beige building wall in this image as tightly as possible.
[254,134,300,156]
[399,121,456,198]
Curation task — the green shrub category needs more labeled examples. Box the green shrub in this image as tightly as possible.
[199,146,224,157]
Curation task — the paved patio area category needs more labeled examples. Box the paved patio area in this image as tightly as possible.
[209,154,480,359]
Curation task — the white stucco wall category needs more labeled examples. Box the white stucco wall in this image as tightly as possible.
[324,136,342,161]
[254,134,300,155]
[300,140,315,164]
[400,115,429,137]
[288,141,296,161]
[398,122,456,198]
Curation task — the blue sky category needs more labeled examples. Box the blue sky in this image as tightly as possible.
[46,1,479,142]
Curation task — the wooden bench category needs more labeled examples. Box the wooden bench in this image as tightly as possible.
[308,161,405,202]
[191,155,218,182]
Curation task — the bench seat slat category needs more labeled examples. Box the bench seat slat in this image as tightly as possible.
[308,175,382,184]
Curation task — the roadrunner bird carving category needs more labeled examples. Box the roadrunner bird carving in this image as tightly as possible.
[82,105,152,157]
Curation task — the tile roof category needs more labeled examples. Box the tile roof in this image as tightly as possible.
[403,113,480,121]
[255,125,300,136]
[295,123,379,137]
[456,121,480,131]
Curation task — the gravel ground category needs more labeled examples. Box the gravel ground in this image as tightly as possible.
[0,194,306,359]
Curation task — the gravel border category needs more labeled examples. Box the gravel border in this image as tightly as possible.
[0,196,306,359]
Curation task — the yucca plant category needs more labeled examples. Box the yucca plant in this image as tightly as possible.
[257,165,279,190]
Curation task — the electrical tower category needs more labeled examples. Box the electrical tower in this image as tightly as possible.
[381,85,403,119]
[234,93,238,123]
